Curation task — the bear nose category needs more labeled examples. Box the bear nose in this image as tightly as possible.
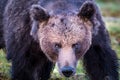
[61,66,75,77]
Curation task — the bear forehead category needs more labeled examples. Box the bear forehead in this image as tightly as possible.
[39,14,92,45]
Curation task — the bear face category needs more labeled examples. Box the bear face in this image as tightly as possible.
[30,1,99,77]
[38,15,92,75]
[38,14,92,60]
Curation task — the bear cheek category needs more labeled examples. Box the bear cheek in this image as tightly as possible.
[47,52,58,62]
[76,36,92,59]
[40,38,58,62]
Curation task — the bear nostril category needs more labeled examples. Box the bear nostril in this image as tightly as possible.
[61,66,75,77]
[62,70,73,77]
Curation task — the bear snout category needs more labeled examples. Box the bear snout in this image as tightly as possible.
[60,66,76,77]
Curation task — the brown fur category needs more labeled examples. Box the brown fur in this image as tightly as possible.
[35,14,93,75]
[2,0,118,79]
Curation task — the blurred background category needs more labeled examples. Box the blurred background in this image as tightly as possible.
[0,0,120,80]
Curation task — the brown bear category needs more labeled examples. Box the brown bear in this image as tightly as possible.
[1,0,119,80]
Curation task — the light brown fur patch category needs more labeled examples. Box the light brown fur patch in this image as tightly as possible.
[37,14,92,62]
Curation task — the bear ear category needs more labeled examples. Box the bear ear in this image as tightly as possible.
[30,5,50,22]
[78,1,96,20]
[30,5,50,41]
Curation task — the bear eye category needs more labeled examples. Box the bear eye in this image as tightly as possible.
[55,43,62,49]
[72,43,81,53]
[53,43,62,53]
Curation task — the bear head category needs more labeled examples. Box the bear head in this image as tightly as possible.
[30,1,100,77]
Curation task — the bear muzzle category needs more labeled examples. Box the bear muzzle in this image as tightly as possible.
[60,66,76,77]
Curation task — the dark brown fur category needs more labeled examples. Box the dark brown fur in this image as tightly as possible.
[1,0,119,80]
